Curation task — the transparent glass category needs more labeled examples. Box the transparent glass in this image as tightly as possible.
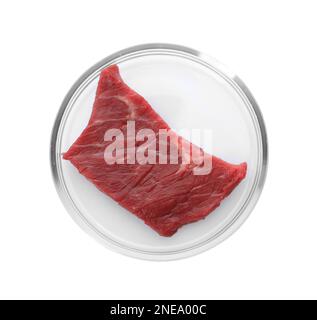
[51,44,268,260]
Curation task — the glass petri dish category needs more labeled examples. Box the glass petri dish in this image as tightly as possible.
[50,43,268,261]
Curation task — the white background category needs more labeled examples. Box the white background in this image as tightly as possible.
[0,0,316,300]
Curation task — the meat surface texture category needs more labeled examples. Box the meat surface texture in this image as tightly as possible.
[63,65,247,236]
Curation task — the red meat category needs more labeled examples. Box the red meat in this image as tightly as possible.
[63,65,247,236]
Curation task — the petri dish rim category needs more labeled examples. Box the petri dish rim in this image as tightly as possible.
[50,43,268,261]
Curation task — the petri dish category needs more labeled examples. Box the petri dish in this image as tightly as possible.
[50,43,268,261]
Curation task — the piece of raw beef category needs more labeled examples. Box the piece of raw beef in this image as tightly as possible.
[63,65,247,236]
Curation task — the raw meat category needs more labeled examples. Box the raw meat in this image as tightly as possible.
[63,65,247,236]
